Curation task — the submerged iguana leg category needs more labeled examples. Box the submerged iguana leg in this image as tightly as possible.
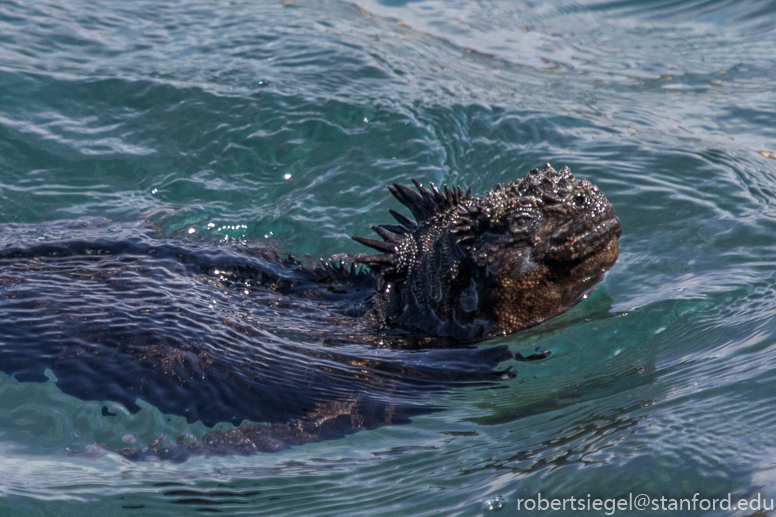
[112,397,421,461]
[514,349,551,362]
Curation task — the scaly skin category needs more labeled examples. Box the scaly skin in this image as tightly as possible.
[0,164,620,461]
[353,164,621,340]
[139,165,621,459]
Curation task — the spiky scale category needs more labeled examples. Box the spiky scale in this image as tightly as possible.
[352,236,397,253]
[390,183,430,221]
[428,182,446,205]
[411,179,437,208]
[391,183,423,205]
[354,253,396,265]
[444,185,454,206]
[371,225,403,243]
[377,224,408,235]
[388,209,417,229]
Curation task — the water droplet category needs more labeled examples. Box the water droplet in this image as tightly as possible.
[151,188,158,194]
[363,117,369,123]
[187,228,195,234]
[284,173,292,180]
[207,222,215,228]
[257,79,270,86]
[486,496,505,511]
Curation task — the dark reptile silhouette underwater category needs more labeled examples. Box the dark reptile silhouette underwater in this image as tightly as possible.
[0,164,619,460]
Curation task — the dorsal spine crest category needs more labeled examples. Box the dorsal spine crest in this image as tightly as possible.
[353,178,472,273]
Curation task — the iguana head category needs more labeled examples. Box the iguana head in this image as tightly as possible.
[354,165,621,339]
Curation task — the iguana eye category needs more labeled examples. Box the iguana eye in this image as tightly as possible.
[573,192,588,206]
[508,212,537,234]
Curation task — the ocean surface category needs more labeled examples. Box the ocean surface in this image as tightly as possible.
[2,0,776,515]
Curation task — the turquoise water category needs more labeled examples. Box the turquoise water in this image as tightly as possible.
[2,0,776,515]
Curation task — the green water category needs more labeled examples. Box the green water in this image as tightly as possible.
[2,0,776,515]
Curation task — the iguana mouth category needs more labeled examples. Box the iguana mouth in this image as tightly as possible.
[537,204,621,265]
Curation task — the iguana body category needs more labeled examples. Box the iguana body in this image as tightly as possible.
[0,165,619,460]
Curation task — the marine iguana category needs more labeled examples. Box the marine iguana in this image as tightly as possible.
[0,164,619,460]
[351,163,621,340]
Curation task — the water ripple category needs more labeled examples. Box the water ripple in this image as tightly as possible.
[1,0,776,514]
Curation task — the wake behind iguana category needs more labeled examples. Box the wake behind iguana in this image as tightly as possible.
[0,164,620,460]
